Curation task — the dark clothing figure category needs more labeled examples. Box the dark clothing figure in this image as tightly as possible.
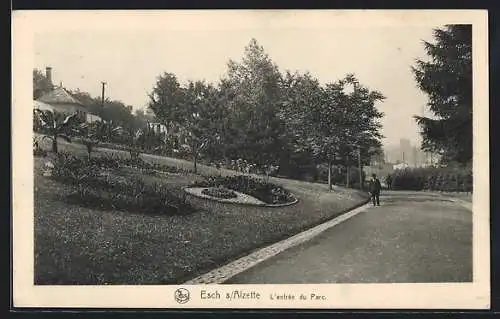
[386,175,393,190]
[371,191,380,206]
[369,175,382,206]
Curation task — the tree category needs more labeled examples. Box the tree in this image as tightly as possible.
[34,109,81,153]
[69,89,137,130]
[177,81,226,172]
[279,70,324,178]
[221,38,286,167]
[122,127,146,161]
[148,76,226,172]
[412,25,472,164]
[33,69,52,99]
[148,73,186,126]
[301,75,384,190]
[79,120,122,158]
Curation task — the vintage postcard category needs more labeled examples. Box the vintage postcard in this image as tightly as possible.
[12,10,490,309]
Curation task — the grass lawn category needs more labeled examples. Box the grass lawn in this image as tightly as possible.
[34,138,369,285]
[438,192,472,203]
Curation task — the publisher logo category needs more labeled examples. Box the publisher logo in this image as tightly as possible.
[174,288,190,304]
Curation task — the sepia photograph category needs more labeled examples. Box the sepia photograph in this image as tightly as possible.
[12,10,489,309]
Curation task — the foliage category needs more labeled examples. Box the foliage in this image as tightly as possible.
[68,89,138,130]
[280,71,384,189]
[220,39,287,167]
[146,38,385,185]
[78,120,122,157]
[412,25,472,164]
[38,39,386,185]
[148,76,226,172]
[33,136,48,157]
[201,187,238,199]
[121,127,145,160]
[33,69,52,99]
[389,165,472,192]
[192,175,294,205]
[34,109,82,153]
[316,164,366,187]
[67,179,193,215]
[50,152,194,215]
[50,151,192,185]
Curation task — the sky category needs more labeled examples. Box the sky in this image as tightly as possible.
[33,11,439,148]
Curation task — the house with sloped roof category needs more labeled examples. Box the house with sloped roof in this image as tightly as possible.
[34,67,102,123]
[37,86,88,117]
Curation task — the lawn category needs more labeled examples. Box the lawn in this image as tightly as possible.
[34,138,369,285]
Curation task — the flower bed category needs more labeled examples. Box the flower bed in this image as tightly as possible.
[201,187,238,199]
[50,152,195,215]
[191,175,296,205]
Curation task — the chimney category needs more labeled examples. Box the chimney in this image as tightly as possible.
[45,67,53,89]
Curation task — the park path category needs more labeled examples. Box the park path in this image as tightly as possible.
[226,191,472,284]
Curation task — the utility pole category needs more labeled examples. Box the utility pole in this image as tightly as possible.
[101,82,107,108]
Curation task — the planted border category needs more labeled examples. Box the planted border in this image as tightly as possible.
[49,152,196,216]
[190,175,297,206]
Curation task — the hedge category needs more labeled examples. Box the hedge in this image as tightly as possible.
[390,165,472,192]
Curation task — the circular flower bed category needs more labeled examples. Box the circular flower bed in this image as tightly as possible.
[201,187,238,199]
[190,175,297,206]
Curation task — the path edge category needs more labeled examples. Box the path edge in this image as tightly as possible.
[182,200,371,285]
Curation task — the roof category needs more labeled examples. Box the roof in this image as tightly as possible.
[33,100,55,111]
[37,87,85,106]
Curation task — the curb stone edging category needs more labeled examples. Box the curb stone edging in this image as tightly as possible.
[184,187,299,208]
[182,199,371,285]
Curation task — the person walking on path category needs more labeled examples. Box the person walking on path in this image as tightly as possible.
[369,173,382,206]
[385,174,393,190]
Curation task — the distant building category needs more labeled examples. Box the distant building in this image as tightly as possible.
[34,67,102,123]
[146,122,168,135]
[86,113,102,123]
[393,162,410,170]
[399,138,412,163]
[364,162,394,179]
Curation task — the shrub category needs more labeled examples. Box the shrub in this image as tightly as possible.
[50,152,195,215]
[67,180,194,215]
[192,175,294,205]
[33,138,48,157]
[51,153,124,184]
[389,165,472,192]
[51,152,192,181]
[201,187,238,199]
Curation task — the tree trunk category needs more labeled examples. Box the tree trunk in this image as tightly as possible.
[86,144,92,159]
[193,153,198,174]
[52,137,58,154]
[328,160,332,191]
[346,155,350,188]
[358,147,363,190]
[346,166,351,188]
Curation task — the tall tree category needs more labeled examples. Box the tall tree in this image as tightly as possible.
[412,25,472,164]
[304,75,385,190]
[221,38,286,167]
[181,80,225,172]
[148,76,226,172]
[279,70,324,177]
[148,72,186,127]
